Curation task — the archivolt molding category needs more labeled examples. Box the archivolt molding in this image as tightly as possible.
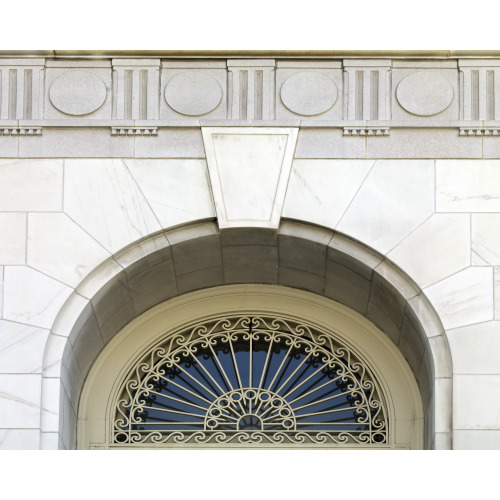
[78,286,421,449]
[41,220,452,449]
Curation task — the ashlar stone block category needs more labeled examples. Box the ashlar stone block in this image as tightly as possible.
[0,213,26,265]
[124,159,215,229]
[337,160,434,254]
[19,128,135,158]
[294,128,366,159]
[453,430,500,450]
[0,159,63,211]
[282,160,374,229]
[0,374,41,428]
[387,213,471,288]
[0,320,49,374]
[424,267,494,330]
[447,321,500,375]
[454,375,500,429]
[64,159,161,253]
[472,214,500,265]
[3,266,73,330]
[27,213,111,288]
[437,160,500,212]
[495,268,500,320]
[0,429,40,450]
[366,128,482,159]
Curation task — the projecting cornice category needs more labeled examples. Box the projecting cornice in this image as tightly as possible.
[1,50,500,59]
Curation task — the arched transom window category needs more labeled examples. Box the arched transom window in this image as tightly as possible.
[113,315,388,446]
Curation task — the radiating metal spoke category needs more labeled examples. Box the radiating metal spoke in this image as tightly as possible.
[275,350,314,395]
[135,405,205,419]
[189,353,227,396]
[258,334,275,390]
[295,406,361,419]
[151,373,213,405]
[287,372,347,405]
[143,389,209,412]
[227,336,243,390]
[207,342,234,392]
[169,360,219,399]
[293,386,363,412]
[266,344,294,392]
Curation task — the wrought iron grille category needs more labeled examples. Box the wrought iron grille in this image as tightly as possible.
[113,315,388,446]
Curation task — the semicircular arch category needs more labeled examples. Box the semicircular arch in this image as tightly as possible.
[41,220,452,449]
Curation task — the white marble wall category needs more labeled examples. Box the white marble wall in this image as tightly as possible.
[0,158,215,449]
[283,158,500,449]
[0,156,499,448]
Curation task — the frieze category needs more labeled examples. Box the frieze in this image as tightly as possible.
[1,57,500,156]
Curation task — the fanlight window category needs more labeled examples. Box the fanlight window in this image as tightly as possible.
[114,315,388,446]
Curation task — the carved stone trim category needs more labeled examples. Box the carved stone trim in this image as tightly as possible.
[459,127,500,136]
[0,127,42,136]
[343,126,390,136]
[111,127,158,136]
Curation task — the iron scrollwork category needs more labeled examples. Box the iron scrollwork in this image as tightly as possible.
[113,316,388,446]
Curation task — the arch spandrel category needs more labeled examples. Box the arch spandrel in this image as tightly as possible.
[42,221,451,450]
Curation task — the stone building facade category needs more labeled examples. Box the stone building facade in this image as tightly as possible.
[0,51,499,449]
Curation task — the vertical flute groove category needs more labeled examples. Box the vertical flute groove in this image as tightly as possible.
[124,69,133,119]
[355,70,363,120]
[9,69,17,119]
[240,70,248,120]
[140,70,148,120]
[255,70,263,120]
[487,70,494,121]
[370,70,379,120]
[24,69,32,119]
[471,70,479,120]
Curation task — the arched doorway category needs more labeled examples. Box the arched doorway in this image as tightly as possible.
[42,221,451,449]
[78,285,423,449]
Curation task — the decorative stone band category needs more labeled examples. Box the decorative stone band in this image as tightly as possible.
[343,126,390,136]
[111,127,158,136]
[459,127,500,136]
[2,57,500,127]
[0,127,42,136]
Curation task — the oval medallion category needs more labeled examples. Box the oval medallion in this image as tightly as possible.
[280,71,338,116]
[165,72,222,116]
[49,71,107,116]
[396,71,454,116]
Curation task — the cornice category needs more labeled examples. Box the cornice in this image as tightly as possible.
[0,50,500,59]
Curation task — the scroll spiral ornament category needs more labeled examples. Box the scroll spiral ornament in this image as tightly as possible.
[113,315,388,446]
